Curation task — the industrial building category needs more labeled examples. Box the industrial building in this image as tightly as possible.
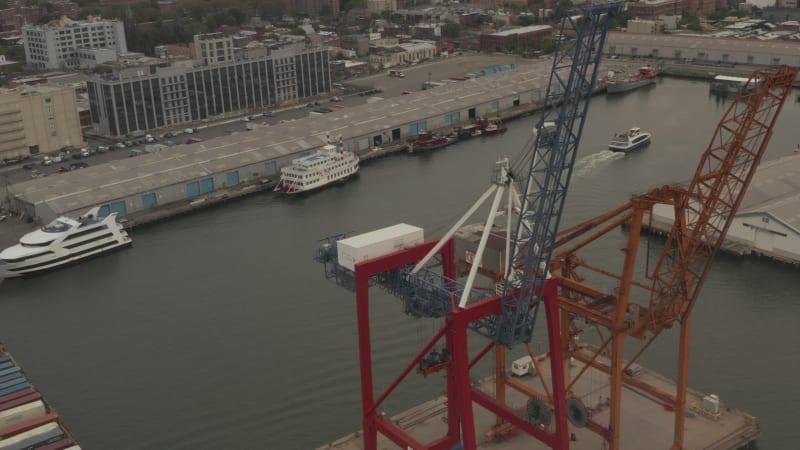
[651,152,800,265]
[4,62,561,223]
[85,44,331,136]
[0,84,84,162]
[606,32,800,66]
[479,25,553,53]
[22,16,127,70]
[368,41,438,67]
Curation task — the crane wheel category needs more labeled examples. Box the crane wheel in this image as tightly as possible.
[527,397,551,426]
[567,397,589,428]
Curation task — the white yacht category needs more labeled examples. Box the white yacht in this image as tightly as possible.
[0,207,132,278]
[274,143,359,194]
[609,127,651,153]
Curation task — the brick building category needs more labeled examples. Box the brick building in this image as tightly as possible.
[480,25,552,52]
[627,0,686,20]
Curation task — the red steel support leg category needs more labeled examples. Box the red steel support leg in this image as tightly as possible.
[355,268,377,450]
[543,278,571,450]
[672,313,691,450]
[451,312,477,449]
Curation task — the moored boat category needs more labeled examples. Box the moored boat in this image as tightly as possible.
[409,132,456,153]
[477,117,508,136]
[274,142,360,194]
[606,66,657,94]
[0,207,132,278]
[609,127,651,153]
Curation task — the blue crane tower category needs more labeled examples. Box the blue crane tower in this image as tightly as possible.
[315,2,624,449]
[496,1,624,348]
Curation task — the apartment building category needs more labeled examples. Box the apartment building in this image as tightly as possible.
[0,84,84,162]
[193,33,235,65]
[22,16,127,70]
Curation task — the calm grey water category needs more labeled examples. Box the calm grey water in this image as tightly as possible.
[1,77,799,449]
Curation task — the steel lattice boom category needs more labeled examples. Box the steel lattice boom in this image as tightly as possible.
[647,65,797,329]
[497,1,623,347]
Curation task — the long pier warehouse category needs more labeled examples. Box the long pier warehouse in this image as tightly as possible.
[2,62,566,224]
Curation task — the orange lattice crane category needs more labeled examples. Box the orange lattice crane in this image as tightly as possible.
[548,65,797,449]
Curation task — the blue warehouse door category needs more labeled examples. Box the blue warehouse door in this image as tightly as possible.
[199,177,214,194]
[142,193,157,209]
[109,200,127,216]
[187,181,200,198]
[226,171,240,186]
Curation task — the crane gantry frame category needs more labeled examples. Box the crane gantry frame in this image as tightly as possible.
[547,64,797,449]
[316,2,623,449]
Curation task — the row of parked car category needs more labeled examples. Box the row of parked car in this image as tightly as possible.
[41,147,92,166]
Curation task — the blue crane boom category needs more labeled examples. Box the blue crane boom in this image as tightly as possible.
[496,1,624,347]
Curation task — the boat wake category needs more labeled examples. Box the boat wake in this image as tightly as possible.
[574,150,624,176]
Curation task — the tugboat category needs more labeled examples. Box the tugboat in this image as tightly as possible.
[605,66,658,94]
[477,117,508,136]
[409,131,456,153]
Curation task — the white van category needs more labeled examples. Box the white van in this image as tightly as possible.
[184,128,194,134]
[511,356,536,377]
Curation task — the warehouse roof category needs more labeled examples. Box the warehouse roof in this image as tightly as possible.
[740,152,800,233]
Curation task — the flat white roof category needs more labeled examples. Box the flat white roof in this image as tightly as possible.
[492,25,552,37]
[713,75,750,82]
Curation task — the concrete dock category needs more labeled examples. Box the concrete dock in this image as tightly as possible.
[318,351,759,450]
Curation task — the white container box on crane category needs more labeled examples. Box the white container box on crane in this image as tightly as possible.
[337,224,424,272]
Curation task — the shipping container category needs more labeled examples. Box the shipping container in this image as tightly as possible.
[337,224,424,271]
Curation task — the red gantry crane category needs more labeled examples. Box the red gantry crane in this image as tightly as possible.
[316,2,623,449]
[548,64,797,449]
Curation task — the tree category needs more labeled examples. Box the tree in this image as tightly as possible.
[229,7,246,26]
[518,15,534,27]
[539,37,556,54]
[442,22,461,38]
[554,0,573,20]
[92,65,113,74]
[259,0,286,20]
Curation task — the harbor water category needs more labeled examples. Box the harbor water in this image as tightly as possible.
[1,77,799,449]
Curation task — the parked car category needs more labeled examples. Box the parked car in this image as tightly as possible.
[80,147,91,157]
[22,163,36,170]
[42,156,53,166]
[129,149,143,157]
[69,162,88,170]
[114,142,126,149]
[96,146,109,153]
[330,96,343,102]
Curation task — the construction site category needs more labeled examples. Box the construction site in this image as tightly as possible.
[312,2,796,449]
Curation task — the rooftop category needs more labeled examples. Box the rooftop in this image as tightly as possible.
[491,25,552,37]
[740,152,800,233]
